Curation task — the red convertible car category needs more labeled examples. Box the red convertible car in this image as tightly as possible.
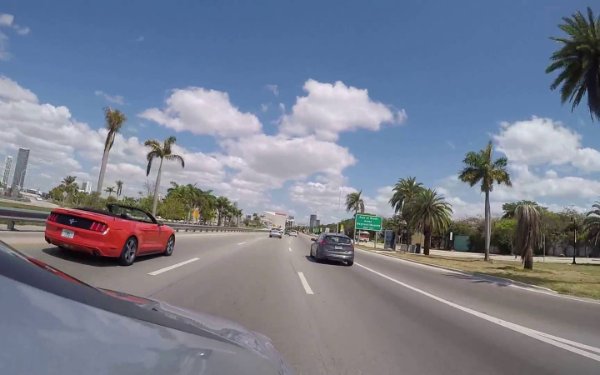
[45,204,175,266]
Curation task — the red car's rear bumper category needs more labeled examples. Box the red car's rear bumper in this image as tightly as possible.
[45,222,123,258]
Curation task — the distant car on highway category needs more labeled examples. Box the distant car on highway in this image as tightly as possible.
[44,204,176,266]
[310,233,354,266]
[0,240,292,374]
[288,230,298,237]
[269,228,282,239]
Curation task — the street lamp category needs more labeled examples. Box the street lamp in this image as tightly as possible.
[571,216,577,265]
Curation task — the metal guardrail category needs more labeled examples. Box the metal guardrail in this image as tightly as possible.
[0,208,266,233]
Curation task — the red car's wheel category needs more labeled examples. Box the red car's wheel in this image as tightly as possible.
[164,235,175,256]
[119,237,137,266]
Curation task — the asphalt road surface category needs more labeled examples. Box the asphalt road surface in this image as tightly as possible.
[3,231,600,375]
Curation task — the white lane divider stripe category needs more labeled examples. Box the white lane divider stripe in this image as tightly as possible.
[148,258,199,276]
[355,262,600,362]
[237,241,246,245]
[297,272,314,295]
[289,247,293,252]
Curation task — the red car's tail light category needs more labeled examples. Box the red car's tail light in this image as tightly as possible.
[47,213,58,222]
[89,222,108,233]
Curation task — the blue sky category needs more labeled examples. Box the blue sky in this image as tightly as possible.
[0,0,599,223]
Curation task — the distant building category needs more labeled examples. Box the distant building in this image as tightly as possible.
[2,155,12,186]
[80,181,92,194]
[263,211,288,229]
[11,148,30,192]
[309,214,317,230]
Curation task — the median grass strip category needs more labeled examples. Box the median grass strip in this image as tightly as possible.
[0,201,52,212]
[357,246,600,300]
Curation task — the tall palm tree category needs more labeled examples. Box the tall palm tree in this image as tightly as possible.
[406,189,453,256]
[459,141,512,261]
[546,7,600,120]
[514,203,541,270]
[389,177,424,243]
[215,196,231,226]
[105,186,116,197]
[585,201,600,247]
[96,108,126,193]
[61,175,79,203]
[389,177,424,215]
[345,191,365,215]
[145,136,185,216]
[115,180,124,198]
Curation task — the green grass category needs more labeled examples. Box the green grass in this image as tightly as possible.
[0,201,53,212]
[358,246,600,300]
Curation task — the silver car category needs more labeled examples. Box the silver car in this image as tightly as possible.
[0,240,292,375]
[269,229,283,239]
[310,233,354,266]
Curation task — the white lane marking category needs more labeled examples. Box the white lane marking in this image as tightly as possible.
[237,241,246,245]
[356,249,600,304]
[297,272,314,295]
[148,258,199,276]
[289,247,293,252]
[355,262,600,362]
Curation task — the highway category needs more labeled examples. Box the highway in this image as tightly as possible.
[2,231,600,375]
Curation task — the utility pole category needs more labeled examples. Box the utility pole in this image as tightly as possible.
[571,216,577,265]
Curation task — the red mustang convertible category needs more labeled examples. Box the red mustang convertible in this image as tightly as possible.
[45,204,175,266]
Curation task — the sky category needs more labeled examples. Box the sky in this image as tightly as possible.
[0,0,599,224]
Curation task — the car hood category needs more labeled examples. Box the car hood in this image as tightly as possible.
[100,289,293,375]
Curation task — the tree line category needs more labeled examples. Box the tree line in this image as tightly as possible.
[48,176,245,226]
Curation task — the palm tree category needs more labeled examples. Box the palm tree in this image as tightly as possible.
[61,175,79,203]
[115,180,124,198]
[585,202,600,248]
[96,108,126,193]
[514,203,541,270]
[406,189,453,255]
[546,7,600,120]
[389,177,424,244]
[215,196,231,226]
[105,186,116,197]
[459,141,512,261]
[145,136,185,216]
[345,191,365,215]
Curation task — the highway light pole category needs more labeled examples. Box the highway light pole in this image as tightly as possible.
[571,216,577,265]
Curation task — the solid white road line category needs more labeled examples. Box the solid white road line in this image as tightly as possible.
[237,241,246,245]
[355,262,600,362]
[148,258,200,276]
[289,247,293,252]
[297,272,314,295]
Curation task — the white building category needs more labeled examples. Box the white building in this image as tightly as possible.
[80,181,92,194]
[1,155,12,186]
[262,211,287,229]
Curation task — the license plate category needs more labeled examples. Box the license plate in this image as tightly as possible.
[61,229,75,239]
[335,246,344,250]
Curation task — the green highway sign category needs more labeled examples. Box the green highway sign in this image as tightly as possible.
[355,214,382,231]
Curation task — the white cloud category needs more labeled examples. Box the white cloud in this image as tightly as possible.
[94,90,125,105]
[221,134,356,188]
[265,84,279,96]
[139,87,262,137]
[0,14,29,60]
[0,76,37,102]
[134,35,144,42]
[0,14,14,27]
[279,79,406,141]
[494,116,600,173]
[14,26,29,36]
[260,103,269,112]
